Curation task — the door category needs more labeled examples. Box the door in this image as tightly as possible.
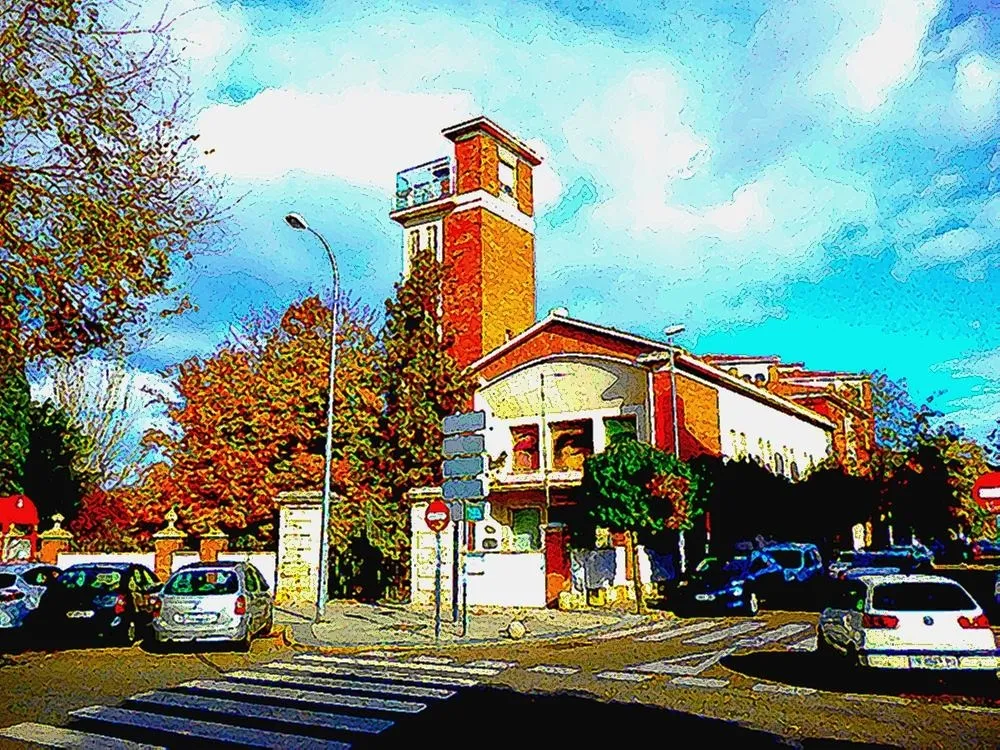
[512,509,542,552]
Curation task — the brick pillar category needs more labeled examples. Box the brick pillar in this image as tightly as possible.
[544,523,570,608]
[38,514,73,565]
[199,528,228,563]
[152,508,187,583]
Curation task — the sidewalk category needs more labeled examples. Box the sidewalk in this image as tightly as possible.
[274,600,660,651]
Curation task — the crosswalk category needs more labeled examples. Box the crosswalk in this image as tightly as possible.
[0,653,512,749]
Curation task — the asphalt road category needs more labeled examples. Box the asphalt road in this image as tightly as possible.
[0,609,997,749]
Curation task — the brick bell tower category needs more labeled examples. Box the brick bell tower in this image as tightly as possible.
[389,117,542,370]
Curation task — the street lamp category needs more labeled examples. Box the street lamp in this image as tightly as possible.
[284,212,340,623]
[664,324,686,573]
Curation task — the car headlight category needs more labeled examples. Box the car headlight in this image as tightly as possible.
[730,586,743,596]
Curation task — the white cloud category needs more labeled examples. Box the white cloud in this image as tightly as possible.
[953,52,1000,134]
[924,15,989,63]
[893,226,984,281]
[821,0,942,113]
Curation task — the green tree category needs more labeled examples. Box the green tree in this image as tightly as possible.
[374,244,476,598]
[579,439,702,613]
[21,400,100,523]
[0,1,223,489]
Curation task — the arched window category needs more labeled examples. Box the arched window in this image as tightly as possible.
[790,462,801,481]
[774,452,785,475]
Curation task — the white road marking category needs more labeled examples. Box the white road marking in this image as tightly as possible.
[221,668,458,699]
[843,694,911,706]
[594,619,679,640]
[465,659,519,669]
[636,620,718,642]
[411,655,456,665]
[357,650,398,658]
[0,722,164,749]
[735,623,813,649]
[595,670,652,682]
[752,683,817,696]
[274,661,480,687]
[180,678,428,714]
[295,653,502,677]
[788,637,817,651]
[527,664,580,675]
[942,704,1000,714]
[670,676,729,689]
[625,648,736,676]
[685,620,766,644]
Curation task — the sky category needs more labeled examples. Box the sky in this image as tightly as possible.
[68,0,1000,450]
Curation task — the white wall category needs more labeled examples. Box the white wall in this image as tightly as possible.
[220,552,277,592]
[717,386,831,479]
[56,552,156,571]
[465,552,546,608]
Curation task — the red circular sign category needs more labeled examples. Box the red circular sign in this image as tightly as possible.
[972,472,1000,513]
[424,499,451,533]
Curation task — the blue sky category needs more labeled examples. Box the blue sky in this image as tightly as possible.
[111,0,1000,444]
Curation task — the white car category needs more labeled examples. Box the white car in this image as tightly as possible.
[818,574,999,672]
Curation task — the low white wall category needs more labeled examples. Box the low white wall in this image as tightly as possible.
[466,552,546,608]
[220,552,277,592]
[171,551,200,572]
[57,553,156,570]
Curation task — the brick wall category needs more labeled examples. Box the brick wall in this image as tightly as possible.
[443,210,484,369]
[481,211,535,353]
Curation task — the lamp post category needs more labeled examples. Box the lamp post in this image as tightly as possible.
[284,212,339,623]
[664,324,686,574]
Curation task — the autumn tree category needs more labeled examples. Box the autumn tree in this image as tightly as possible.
[0,1,223,490]
[374,244,476,596]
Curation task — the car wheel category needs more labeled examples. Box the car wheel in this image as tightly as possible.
[235,627,252,653]
[261,610,273,637]
[745,591,760,616]
[815,630,837,662]
[117,619,137,647]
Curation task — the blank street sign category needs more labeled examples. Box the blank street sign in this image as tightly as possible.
[443,434,485,458]
[442,478,486,500]
[443,411,486,435]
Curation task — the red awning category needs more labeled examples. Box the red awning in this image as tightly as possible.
[0,494,40,531]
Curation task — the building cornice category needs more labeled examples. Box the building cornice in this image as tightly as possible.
[442,116,543,166]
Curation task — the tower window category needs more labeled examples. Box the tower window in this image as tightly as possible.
[498,146,517,198]
[408,230,420,255]
[427,224,438,254]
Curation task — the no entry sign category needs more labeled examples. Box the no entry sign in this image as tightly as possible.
[972,472,1000,514]
[424,499,451,533]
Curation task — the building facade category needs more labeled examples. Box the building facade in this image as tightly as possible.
[394,117,874,607]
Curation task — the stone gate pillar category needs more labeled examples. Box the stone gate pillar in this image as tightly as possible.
[38,514,73,565]
[153,508,186,583]
[199,526,229,563]
[275,490,323,610]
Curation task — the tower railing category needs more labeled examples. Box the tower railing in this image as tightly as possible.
[394,156,455,211]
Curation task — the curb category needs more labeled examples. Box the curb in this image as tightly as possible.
[280,612,665,653]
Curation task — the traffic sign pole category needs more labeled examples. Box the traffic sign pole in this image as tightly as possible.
[461,513,469,637]
[434,530,442,642]
[451,512,460,623]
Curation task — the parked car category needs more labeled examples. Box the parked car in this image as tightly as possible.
[828,550,859,579]
[831,549,931,580]
[0,563,60,644]
[672,550,784,617]
[30,563,161,646]
[151,561,273,651]
[887,544,934,569]
[971,539,1000,561]
[817,574,999,674]
[927,537,973,565]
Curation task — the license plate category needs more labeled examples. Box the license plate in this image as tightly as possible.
[183,613,216,624]
[695,594,715,601]
[66,610,94,619]
[910,655,958,669]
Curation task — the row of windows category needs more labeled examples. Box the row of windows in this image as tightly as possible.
[729,430,809,481]
[508,415,637,473]
[407,224,439,257]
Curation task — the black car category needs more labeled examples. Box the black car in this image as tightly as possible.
[30,563,162,646]
[671,551,784,617]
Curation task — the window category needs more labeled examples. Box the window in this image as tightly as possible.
[165,569,239,596]
[604,415,637,448]
[550,420,594,471]
[244,568,259,593]
[408,230,420,256]
[512,508,542,551]
[773,452,784,475]
[872,582,975,612]
[790,461,800,481]
[498,145,517,198]
[510,424,540,473]
[427,224,438,255]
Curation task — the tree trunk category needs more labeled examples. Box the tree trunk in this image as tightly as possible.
[630,530,644,615]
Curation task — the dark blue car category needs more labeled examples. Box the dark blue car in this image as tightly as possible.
[672,551,783,617]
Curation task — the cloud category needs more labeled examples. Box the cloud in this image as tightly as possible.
[953,52,1000,136]
[924,14,989,63]
[940,346,1000,379]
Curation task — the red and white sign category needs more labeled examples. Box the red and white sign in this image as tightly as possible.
[424,499,451,533]
[972,472,1000,513]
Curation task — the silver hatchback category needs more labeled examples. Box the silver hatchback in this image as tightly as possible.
[151,561,273,651]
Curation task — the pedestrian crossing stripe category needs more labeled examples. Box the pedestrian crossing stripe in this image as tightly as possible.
[684,620,766,644]
[0,722,165,749]
[594,619,679,640]
[411,655,456,664]
[295,653,503,677]
[595,670,652,682]
[734,623,812,649]
[788,636,817,651]
[277,660,480,687]
[527,664,580,675]
[624,647,737,676]
[465,659,518,669]
[225,667,459,698]
[179,678,429,713]
[671,676,729,689]
[635,619,717,642]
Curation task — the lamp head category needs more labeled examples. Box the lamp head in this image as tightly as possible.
[664,324,685,337]
[284,213,309,231]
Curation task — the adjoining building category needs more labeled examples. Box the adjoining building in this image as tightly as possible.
[391,117,875,608]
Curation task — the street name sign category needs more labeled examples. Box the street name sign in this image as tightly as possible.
[466,501,485,522]
[443,411,486,435]
[443,455,488,479]
[443,434,486,458]
[443,478,487,501]
[424,499,451,533]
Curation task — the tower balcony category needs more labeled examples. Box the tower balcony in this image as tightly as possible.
[394,156,455,211]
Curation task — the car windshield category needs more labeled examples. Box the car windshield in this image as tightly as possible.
[857,552,908,567]
[872,582,976,612]
[767,550,803,569]
[165,569,239,596]
[0,574,16,588]
[58,568,122,591]
[697,557,748,575]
